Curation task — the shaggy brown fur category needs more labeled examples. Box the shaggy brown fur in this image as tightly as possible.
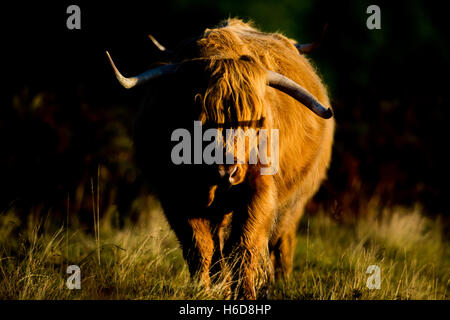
[133,18,335,299]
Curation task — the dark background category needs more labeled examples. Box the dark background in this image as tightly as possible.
[1,1,449,226]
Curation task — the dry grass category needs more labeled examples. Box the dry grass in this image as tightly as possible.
[0,200,448,300]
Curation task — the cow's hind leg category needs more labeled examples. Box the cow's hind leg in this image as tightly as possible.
[270,198,307,279]
[271,223,297,279]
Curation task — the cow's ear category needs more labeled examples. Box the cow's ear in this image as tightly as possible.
[228,165,246,185]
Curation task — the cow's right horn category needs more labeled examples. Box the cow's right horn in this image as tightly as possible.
[106,51,179,89]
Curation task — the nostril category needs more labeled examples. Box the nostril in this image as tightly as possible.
[217,165,241,186]
[228,165,240,185]
[229,165,238,178]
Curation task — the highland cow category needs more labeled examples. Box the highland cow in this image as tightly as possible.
[107,19,335,299]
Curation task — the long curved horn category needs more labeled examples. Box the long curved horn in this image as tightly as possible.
[266,70,333,119]
[106,51,179,89]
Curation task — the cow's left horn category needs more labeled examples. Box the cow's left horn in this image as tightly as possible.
[266,70,333,119]
[106,51,179,89]
[295,24,328,55]
[295,42,320,54]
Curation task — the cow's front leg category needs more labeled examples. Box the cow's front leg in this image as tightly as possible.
[174,217,214,288]
[187,217,215,287]
[225,178,276,299]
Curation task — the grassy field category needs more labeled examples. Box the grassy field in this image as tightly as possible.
[0,199,448,300]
